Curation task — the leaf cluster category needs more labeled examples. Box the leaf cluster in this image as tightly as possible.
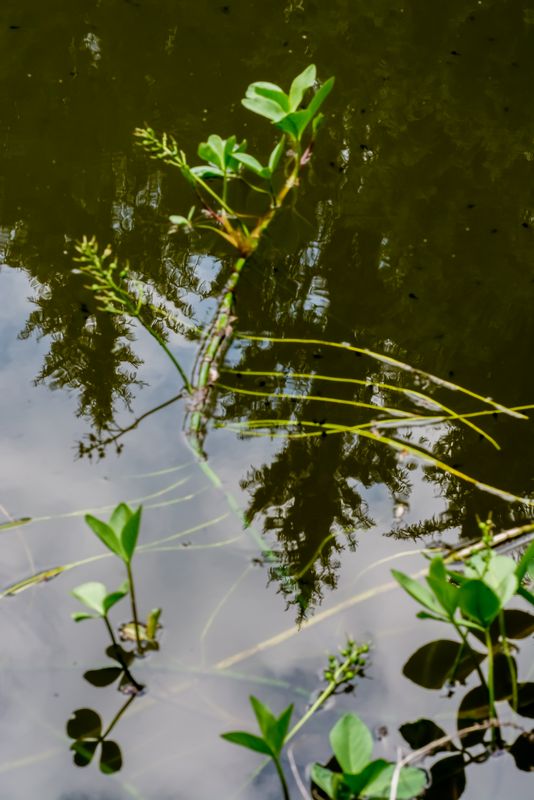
[311,714,426,799]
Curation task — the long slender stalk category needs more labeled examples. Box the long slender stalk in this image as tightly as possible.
[272,754,291,800]
[485,628,497,741]
[126,563,143,655]
[499,611,518,711]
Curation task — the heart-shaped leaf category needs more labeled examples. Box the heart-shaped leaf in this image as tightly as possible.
[329,713,373,774]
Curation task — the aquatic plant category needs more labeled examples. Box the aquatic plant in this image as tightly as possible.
[393,517,534,726]
[80,502,146,654]
[221,639,369,800]
[311,714,427,800]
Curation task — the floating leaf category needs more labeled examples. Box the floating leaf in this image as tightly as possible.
[399,719,453,753]
[71,739,98,767]
[403,640,485,689]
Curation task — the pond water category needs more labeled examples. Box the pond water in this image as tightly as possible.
[1,2,533,798]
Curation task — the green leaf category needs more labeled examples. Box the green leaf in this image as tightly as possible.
[288,64,316,110]
[248,81,290,112]
[516,540,534,582]
[220,731,273,756]
[458,579,502,626]
[361,763,427,799]
[483,554,519,605]
[71,612,97,622]
[72,582,107,616]
[191,164,225,178]
[310,764,338,799]
[169,215,191,227]
[341,760,390,796]
[307,76,335,118]
[103,580,130,613]
[426,557,459,615]
[233,152,269,178]
[85,514,123,559]
[275,109,313,140]
[121,506,142,563]
[392,569,447,617]
[517,585,534,607]
[329,713,373,774]
[249,696,277,741]
[268,137,286,172]
[269,704,293,755]
[109,503,132,536]
[241,95,287,122]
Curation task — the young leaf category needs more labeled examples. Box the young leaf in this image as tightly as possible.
[247,81,289,112]
[269,704,293,755]
[361,762,427,799]
[241,95,287,122]
[310,764,338,799]
[191,164,225,179]
[426,558,458,615]
[103,580,130,613]
[288,64,316,110]
[307,76,335,118]
[85,515,124,559]
[342,759,390,797]
[268,137,286,173]
[329,713,373,775]
[220,731,273,756]
[392,569,447,617]
[72,582,107,616]
[169,215,192,227]
[458,579,501,626]
[249,696,277,742]
[233,152,269,178]
[109,503,132,536]
[72,611,98,622]
[120,506,142,563]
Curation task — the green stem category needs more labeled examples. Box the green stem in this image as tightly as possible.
[286,657,348,744]
[126,562,143,655]
[499,610,518,711]
[485,628,497,734]
[452,619,487,687]
[272,754,291,800]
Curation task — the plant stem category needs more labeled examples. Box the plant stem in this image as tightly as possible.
[485,628,497,737]
[452,619,487,688]
[143,324,192,393]
[126,562,143,655]
[273,754,291,800]
[499,610,518,711]
[286,656,349,744]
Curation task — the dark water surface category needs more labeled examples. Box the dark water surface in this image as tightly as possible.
[1,2,533,798]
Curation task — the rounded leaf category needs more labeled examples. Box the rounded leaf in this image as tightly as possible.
[329,713,373,774]
[458,580,501,626]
